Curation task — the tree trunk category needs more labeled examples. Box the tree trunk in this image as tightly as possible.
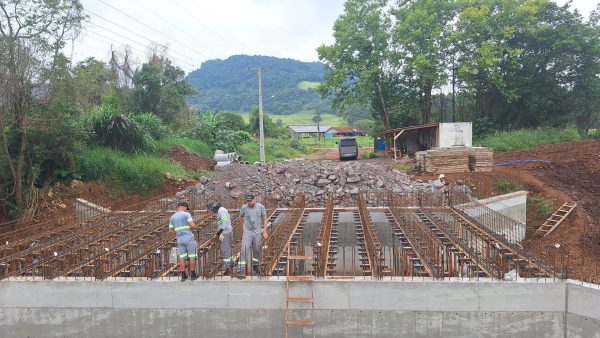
[376,81,391,129]
[421,81,434,124]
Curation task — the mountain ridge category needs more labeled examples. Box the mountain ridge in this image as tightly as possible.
[186,55,335,115]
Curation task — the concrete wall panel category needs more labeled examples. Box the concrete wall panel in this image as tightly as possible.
[567,283,600,320]
[313,309,359,337]
[415,311,443,338]
[500,312,563,338]
[347,281,478,312]
[441,312,481,338]
[1,280,599,337]
[0,282,112,308]
[478,282,565,312]
[227,280,285,309]
[2,308,92,338]
[566,313,600,338]
[111,281,228,309]
[477,312,503,337]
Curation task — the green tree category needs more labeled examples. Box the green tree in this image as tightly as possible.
[318,0,399,129]
[392,0,456,123]
[72,58,115,112]
[215,111,247,131]
[247,107,288,138]
[0,0,85,210]
[133,54,196,125]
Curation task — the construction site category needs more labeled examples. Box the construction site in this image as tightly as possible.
[1,137,600,337]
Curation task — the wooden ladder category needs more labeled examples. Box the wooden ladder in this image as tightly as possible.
[535,201,577,237]
[285,244,315,338]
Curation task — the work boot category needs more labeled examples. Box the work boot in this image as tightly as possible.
[236,269,246,279]
[180,272,188,282]
[223,267,232,276]
[190,271,198,281]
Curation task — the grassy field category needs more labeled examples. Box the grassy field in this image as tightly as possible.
[475,127,581,152]
[297,81,320,90]
[299,135,374,148]
[239,112,348,127]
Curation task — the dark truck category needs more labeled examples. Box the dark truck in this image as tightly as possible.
[338,137,358,160]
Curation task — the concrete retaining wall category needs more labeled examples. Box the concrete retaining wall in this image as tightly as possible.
[479,191,528,225]
[1,279,598,337]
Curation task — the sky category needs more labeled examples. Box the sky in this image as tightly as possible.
[71,0,345,73]
[70,0,597,74]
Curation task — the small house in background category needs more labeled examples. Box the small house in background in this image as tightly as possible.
[287,125,332,140]
[326,127,367,137]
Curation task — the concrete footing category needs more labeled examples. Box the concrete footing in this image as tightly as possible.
[1,279,598,337]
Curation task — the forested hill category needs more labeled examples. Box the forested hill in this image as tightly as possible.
[186,55,335,115]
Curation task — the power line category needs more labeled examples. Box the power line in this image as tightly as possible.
[172,0,247,50]
[84,9,200,68]
[85,21,198,70]
[127,0,220,57]
[97,0,213,60]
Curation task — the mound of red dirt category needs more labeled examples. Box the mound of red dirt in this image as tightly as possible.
[168,145,216,172]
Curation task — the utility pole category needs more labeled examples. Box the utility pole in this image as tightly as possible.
[249,67,271,162]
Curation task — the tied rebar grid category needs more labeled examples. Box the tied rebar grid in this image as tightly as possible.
[384,208,428,277]
[262,194,306,276]
[417,208,502,279]
[314,194,334,278]
[357,192,385,278]
[0,193,172,262]
[448,190,558,277]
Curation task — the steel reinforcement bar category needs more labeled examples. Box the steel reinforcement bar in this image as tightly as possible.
[357,192,384,278]
[314,194,334,278]
[262,195,306,276]
[418,207,502,279]
[447,206,556,277]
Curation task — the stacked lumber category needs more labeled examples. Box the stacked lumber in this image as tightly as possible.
[468,147,493,172]
[423,147,470,174]
[415,151,427,171]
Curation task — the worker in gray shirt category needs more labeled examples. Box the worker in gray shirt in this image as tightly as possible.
[169,201,198,281]
[207,201,233,275]
[236,193,267,279]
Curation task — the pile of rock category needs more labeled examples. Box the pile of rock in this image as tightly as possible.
[178,158,431,207]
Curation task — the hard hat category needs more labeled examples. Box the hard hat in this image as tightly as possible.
[438,174,445,179]
[206,201,221,213]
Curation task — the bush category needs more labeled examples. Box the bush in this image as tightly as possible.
[528,196,555,220]
[215,111,247,131]
[475,127,581,152]
[88,108,155,153]
[492,179,523,194]
[133,112,170,140]
[361,150,375,159]
[214,129,254,152]
[585,129,600,139]
[75,147,189,193]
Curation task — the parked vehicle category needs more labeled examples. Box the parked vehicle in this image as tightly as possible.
[338,137,358,160]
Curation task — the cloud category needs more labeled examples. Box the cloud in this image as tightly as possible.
[70,0,344,72]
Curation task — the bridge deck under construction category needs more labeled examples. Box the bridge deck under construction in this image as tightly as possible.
[0,191,569,281]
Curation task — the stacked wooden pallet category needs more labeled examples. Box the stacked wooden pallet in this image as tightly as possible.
[468,147,494,172]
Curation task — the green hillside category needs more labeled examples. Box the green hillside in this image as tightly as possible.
[186,55,335,115]
[239,112,348,127]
